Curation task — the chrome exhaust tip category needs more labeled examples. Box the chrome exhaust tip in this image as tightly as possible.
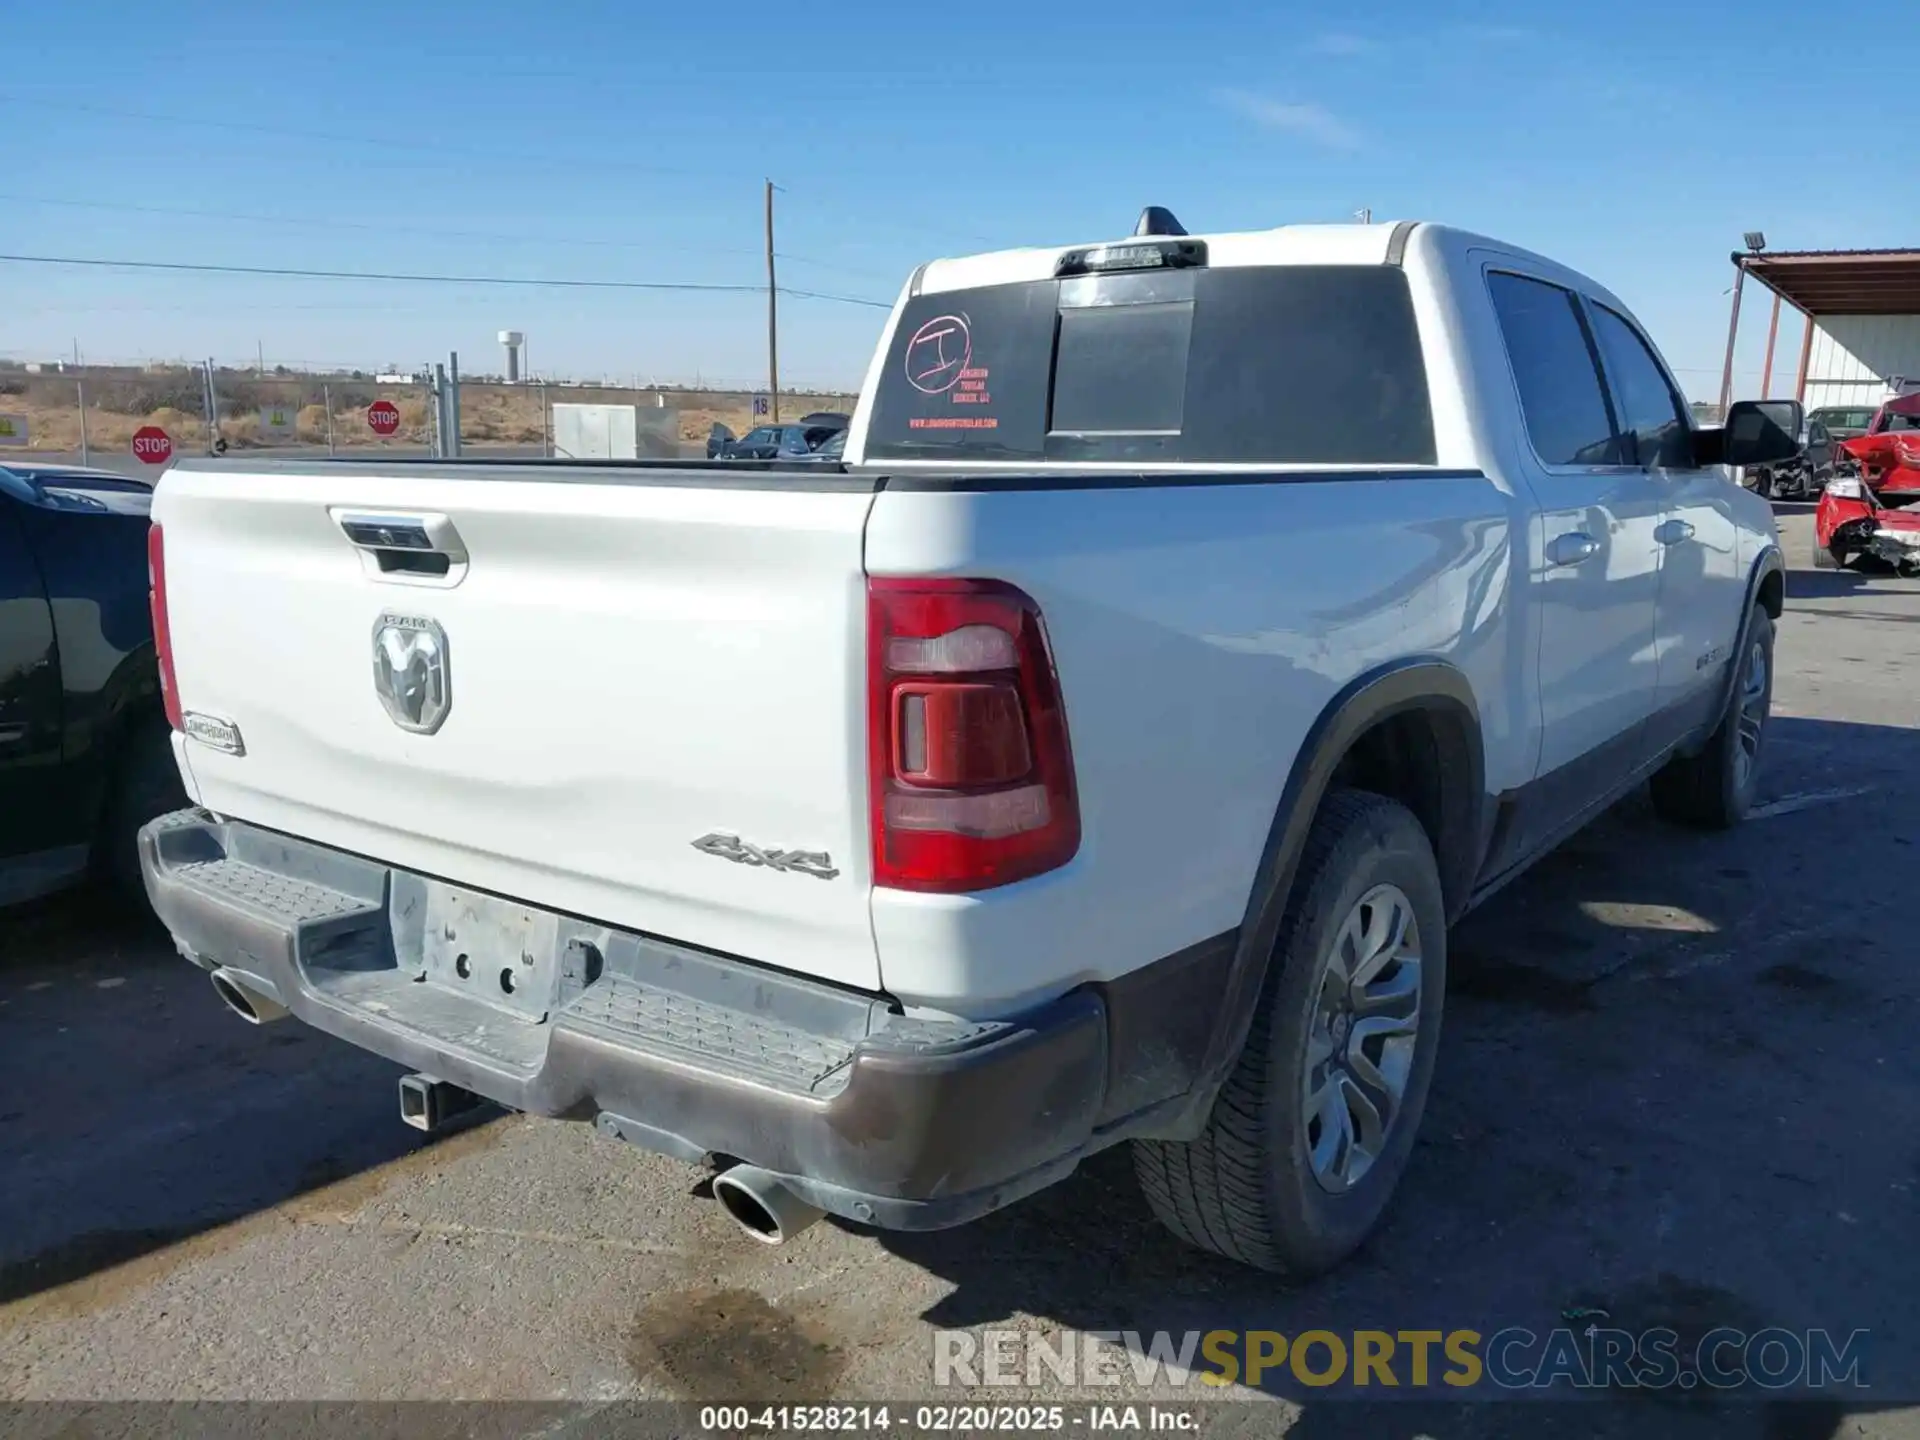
[210,968,289,1025]
[711,1165,825,1246]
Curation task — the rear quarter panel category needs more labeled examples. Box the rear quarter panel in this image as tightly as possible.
[863,474,1523,1014]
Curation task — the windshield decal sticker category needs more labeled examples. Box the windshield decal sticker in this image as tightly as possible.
[903,312,997,430]
[906,314,972,394]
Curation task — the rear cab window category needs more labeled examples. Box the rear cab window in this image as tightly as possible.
[863,259,1437,467]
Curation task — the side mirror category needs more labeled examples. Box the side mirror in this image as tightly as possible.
[1719,399,1803,467]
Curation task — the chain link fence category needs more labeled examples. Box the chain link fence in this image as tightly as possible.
[0,362,857,471]
[465,382,858,459]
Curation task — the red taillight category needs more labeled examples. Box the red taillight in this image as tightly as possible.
[148,523,182,731]
[868,577,1079,893]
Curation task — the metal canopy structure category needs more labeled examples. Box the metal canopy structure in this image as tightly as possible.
[1720,247,1920,412]
[1739,248,1920,316]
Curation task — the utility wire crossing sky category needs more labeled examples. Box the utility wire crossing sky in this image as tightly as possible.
[5,0,1915,391]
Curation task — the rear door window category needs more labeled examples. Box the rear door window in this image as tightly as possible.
[1487,272,1624,467]
[863,265,1437,466]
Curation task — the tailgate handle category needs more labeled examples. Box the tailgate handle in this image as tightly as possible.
[332,510,468,584]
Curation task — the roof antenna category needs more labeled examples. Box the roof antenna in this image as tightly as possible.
[1134,206,1187,238]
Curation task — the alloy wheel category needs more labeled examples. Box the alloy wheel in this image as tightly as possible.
[1301,884,1423,1193]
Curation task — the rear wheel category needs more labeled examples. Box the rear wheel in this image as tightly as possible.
[97,718,188,908]
[1132,789,1446,1276]
[1650,604,1773,829]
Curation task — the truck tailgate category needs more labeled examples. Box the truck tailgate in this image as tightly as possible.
[154,461,882,991]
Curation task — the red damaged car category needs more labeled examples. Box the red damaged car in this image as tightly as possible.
[1815,472,1920,574]
[1834,393,1920,502]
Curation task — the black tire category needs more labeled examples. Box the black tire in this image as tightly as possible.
[1131,789,1447,1276]
[1649,604,1774,830]
[96,718,188,906]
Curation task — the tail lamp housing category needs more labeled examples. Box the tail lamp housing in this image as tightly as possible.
[149,524,183,731]
[868,577,1080,892]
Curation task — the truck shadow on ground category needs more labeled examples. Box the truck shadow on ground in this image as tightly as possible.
[1786,561,1917,602]
[0,890,483,1310]
[872,716,1920,1437]
[3,704,1914,1435]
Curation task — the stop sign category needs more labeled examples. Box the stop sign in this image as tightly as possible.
[367,399,401,436]
[132,426,172,465]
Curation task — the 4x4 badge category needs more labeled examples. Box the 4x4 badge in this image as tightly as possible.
[691,832,839,881]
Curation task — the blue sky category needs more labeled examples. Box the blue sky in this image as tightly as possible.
[6,0,1915,396]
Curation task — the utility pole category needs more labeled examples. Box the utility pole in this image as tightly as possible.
[202,358,223,455]
[765,178,781,424]
[257,339,265,376]
[1718,258,1747,417]
[1760,290,1782,401]
[447,351,462,456]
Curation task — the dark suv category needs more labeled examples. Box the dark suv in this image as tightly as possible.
[1,463,185,907]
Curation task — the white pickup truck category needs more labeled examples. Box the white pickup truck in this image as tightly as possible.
[140,213,1801,1276]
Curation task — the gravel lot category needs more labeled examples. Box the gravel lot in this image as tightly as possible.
[2,508,1916,1437]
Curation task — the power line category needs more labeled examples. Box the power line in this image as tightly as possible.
[0,192,900,283]
[782,285,893,310]
[0,252,893,306]
[0,252,751,293]
[0,192,755,256]
[2,91,996,260]
[778,188,1001,250]
[0,94,710,179]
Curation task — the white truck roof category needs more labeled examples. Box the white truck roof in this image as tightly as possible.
[914,219,1629,318]
[916,220,1409,295]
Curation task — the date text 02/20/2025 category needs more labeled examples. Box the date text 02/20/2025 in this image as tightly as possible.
[698,1406,1198,1433]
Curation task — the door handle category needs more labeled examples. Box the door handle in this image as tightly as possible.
[1655,519,1696,547]
[334,511,464,557]
[1546,532,1600,567]
[330,509,468,581]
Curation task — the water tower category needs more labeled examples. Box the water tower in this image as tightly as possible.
[498,330,526,384]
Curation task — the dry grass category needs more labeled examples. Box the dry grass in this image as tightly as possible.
[1,374,853,455]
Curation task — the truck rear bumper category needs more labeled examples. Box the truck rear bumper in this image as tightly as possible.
[137,809,1161,1231]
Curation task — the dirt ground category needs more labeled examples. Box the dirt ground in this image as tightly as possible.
[4,382,854,452]
[1,507,1916,1438]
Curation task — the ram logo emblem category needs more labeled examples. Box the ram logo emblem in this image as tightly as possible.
[372,613,451,734]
